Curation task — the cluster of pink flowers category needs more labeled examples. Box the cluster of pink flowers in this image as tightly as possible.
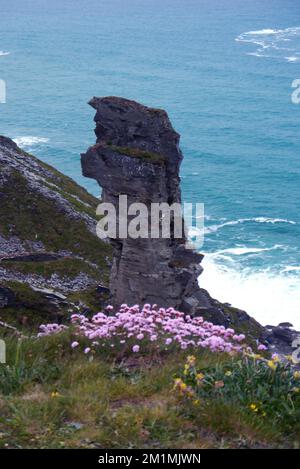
[38,304,249,355]
[38,323,67,337]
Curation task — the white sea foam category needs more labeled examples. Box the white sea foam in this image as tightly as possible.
[236,26,300,62]
[13,136,49,148]
[212,245,283,256]
[282,266,300,273]
[252,217,296,224]
[200,253,300,329]
[204,217,296,234]
[247,52,265,58]
[285,56,299,62]
[0,51,10,56]
[246,29,284,36]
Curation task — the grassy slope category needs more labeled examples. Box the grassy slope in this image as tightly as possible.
[0,147,112,326]
[0,332,299,449]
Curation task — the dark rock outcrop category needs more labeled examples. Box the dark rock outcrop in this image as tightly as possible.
[81,97,264,337]
[0,136,111,326]
[82,97,203,311]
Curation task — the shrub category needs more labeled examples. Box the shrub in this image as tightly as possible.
[0,339,61,395]
[174,353,300,427]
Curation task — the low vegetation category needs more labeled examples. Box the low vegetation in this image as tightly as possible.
[108,145,166,166]
[1,305,300,449]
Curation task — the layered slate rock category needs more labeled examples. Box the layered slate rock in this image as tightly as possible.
[0,136,111,327]
[81,97,264,337]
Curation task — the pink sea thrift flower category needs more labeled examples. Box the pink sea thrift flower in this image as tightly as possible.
[258,344,267,351]
[38,303,248,357]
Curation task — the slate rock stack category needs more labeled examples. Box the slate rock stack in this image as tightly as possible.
[81,96,263,337]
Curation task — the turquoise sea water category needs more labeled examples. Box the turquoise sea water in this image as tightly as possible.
[0,0,300,326]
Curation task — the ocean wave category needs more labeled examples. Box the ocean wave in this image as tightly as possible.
[282,266,300,273]
[210,245,283,256]
[200,254,300,328]
[0,51,10,56]
[285,56,300,62]
[236,26,300,62]
[13,136,49,149]
[246,29,284,36]
[247,52,266,58]
[205,217,296,234]
[252,217,296,224]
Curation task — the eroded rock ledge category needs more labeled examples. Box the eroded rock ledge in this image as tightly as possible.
[81,96,263,337]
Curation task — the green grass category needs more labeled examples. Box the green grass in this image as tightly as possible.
[1,257,100,280]
[0,170,111,324]
[0,281,56,329]
[20,149,99,210]
[0,332,299,449]
[0,171,111,269]
[108,145,167,166]
[0,280,109,330]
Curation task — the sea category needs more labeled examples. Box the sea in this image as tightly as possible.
[0,0,300,327]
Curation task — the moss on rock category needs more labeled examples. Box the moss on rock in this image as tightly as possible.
[109,145,166,166]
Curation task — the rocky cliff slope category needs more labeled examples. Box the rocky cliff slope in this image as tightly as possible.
[0,136,111,328]
[81,97,263,338]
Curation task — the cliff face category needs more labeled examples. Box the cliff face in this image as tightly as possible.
[0,136,111,327]
[81,97,263,337]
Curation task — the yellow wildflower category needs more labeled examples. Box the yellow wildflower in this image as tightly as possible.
[294,371,300,380]
[292,387,300,393]
[174,378,186,387]
[174,378,182,385]
[285,355,295,363]
[51,390,60,398]
[225,370,232,376]
[193,399,200,406]
[186,355,196,366]
[249,403,258,412]
[196,372,204,381]
[248,353,262,360]
[173,378,182,389]
[267,360,277,370]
